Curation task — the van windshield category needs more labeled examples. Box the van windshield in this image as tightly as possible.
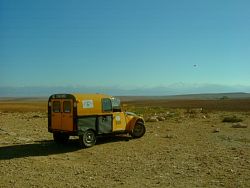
[111,98,121,112]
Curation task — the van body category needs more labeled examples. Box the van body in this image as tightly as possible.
[48,93,145,147]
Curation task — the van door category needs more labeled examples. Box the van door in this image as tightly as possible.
[113,112,127,132]
[51,100,62,130]
[61,100,73,131]
[51,99,74,131]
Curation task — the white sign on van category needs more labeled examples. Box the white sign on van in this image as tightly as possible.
[115,116,121,121]
[82,100,94,108]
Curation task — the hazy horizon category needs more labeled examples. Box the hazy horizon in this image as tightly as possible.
[1,83,250,97]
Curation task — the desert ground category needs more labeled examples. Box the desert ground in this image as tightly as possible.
[0,99,250,187]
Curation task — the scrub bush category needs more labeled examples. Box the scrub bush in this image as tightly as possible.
[222,115,243,123]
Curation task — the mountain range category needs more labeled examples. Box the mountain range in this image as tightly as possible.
[0,85,250,100]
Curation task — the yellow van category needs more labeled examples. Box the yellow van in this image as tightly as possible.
[48,93,145,147]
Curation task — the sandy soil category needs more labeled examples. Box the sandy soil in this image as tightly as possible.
[0,111,250,188]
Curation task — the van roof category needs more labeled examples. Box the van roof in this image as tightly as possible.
[48,93,113,101]
[73,93,112,100]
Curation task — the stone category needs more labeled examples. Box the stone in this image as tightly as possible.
[146,116,159,122]
[212,128,220,133]
[232,122,248,128]
[157,116,165,121]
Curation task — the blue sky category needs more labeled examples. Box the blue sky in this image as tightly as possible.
[1,0,250,95]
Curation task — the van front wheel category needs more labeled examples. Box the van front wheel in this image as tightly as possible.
[79,130,96,148]
[131,122,146,138]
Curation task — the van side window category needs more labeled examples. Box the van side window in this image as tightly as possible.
[102,98,112,112]
[63,101,71,113]
[53,101,61,113]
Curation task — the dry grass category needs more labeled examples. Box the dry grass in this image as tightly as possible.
[1,98,250,113]
[0,98,250,187]
[123,99,250,112]
[0,101,47,113]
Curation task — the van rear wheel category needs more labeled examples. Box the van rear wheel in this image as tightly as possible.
[79,130,96,148]
[53,132,69,144]
[131,122,146,138]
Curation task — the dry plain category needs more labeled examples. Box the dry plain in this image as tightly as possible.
[0,99,250,187]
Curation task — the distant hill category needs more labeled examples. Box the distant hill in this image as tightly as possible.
[118,92,250,101]
[164,92,250,100]
[1,84,250,97]
[1,92,250,102]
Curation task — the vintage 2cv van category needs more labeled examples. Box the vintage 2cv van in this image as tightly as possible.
[48,93,146,147]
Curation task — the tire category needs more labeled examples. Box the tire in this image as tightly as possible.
[53,132,69,144]
[79,130,96,148]
[131,122,146,138]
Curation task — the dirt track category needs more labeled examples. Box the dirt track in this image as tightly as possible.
[0,111,250,187]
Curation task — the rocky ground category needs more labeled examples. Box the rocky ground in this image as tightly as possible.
[0,110,250,188]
